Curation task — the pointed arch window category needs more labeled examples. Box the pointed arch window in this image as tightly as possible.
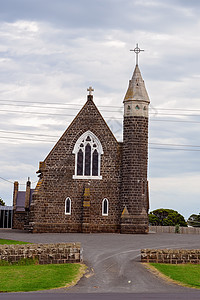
[102,198,109,216]
[65,197,71,215]
[73,131,103,179]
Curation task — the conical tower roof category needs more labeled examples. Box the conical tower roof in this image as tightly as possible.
[124,65,150,103]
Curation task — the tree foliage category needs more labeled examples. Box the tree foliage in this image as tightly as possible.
[149,208,187,227]
[187,214,200,227]
[0,197,5,206]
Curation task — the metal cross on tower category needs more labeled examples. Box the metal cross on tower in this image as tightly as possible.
[87,86,94,95]
[130,43,144,65]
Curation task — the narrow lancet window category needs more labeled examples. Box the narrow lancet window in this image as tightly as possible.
[77,149,83,175]
[85,144,91,176]
[92,149,98,176]
[65,197,71,215]
[102,198,109,216]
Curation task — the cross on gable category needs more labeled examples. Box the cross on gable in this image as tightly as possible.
[87,86,94,95]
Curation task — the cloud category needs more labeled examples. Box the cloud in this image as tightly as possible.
[0,0,200,219]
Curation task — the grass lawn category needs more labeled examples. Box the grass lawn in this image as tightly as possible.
[150,263,200,289]
[0,239,30,245]
[0,263,86,292]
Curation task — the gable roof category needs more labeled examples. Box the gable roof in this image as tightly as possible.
[16,189,34,211]
[45,95,119,161]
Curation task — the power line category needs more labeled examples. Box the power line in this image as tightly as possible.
[0,99,83,107]
[154,107,200,112]
[1,130,200,148]
[1,136,200,151]
[2,102,200,116]
[2,108,200,123]
[150,142,200,148]
[0,109,76,117]
[1,98,200,112]
[0,176,38,185]
[0,99,122,109]
[0,130,59,138]
[149,147,200,152]
[150,119,200,124]
[0,136,55,143]
[0,102,123,113]
[150,112,200,117]
[2,103,200,117]
[0,176,14,184]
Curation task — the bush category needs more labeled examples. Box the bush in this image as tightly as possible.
[187,214,200,227]
[149,208,187,227]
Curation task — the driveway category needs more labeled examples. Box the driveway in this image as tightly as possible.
[0,229,200,298]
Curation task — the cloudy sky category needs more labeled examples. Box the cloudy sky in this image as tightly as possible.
[0,0,200,219]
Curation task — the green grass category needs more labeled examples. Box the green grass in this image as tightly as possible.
[150,263,200,289]
[0,239,30,245]
[0,263,85,292]
[0,258,39,266]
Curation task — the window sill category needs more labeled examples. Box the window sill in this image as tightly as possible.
[73,175,102,180]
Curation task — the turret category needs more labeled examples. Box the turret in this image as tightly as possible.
[121,44,150,233]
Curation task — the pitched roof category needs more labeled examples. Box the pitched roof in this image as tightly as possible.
[45,95,119,161]
[16,189,34,211]
[124,65,150,103]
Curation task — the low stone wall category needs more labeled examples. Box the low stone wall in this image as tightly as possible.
[141,249,200,264]
[12,211,29,230]
[0,243,82,264]
[149,225,200,234]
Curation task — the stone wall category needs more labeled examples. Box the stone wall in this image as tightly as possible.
[0,243,82,264]
[141,249,200,264]
[12,211,29,230]
[28,96,122,233]
[149,226,200,234]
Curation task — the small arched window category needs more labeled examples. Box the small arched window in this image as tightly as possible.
[102,198,109,216]
[65,197,71,215]
[73,131,103,179]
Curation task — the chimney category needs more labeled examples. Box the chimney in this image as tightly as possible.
[25,177,31,210]
[13,181,19,209]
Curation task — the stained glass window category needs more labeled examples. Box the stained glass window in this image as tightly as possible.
[85,144,91,176]
[73,131,103,179]
[92,149,98,176]
[77,149,83,175]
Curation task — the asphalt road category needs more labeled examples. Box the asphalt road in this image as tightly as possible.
[0,229,200,299]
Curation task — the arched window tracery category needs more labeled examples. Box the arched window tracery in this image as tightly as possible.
[73,131,103,179]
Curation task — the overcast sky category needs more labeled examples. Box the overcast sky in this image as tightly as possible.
[0,0,200,219]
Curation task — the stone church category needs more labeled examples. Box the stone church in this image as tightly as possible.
[12,57,150,234]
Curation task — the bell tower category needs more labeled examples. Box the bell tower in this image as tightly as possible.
[121,44,150,233]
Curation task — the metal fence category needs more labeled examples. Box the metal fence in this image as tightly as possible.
[0,206,13,228]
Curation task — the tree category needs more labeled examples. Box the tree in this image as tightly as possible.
[187,214,200,227]
[0,197,5,206]
[149,208,187,227]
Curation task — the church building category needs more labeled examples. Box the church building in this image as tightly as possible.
[12,47,150,233]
